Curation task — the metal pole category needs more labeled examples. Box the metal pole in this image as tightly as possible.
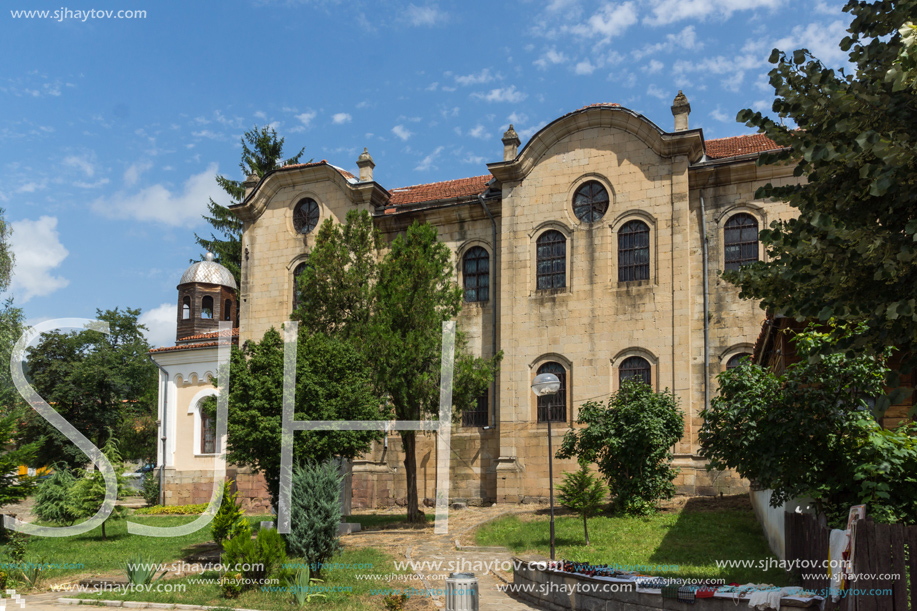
[547,415,555,560]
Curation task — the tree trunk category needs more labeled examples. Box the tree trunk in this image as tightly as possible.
[401,432,424,523]
[583,514,590,546]
[101,519,107,541]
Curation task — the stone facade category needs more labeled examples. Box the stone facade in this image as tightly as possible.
[156,95,800,509]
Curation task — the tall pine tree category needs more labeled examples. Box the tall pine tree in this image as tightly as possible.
[194,126,306,287]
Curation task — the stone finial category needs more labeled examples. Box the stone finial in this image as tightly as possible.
[356,147,375,182]
[671,90,691,132]
[243,173,259,199]
[502,124,521,162]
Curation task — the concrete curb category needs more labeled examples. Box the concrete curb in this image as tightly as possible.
[57,600,261,611]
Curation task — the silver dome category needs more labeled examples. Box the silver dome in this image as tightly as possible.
[179,253,238,289]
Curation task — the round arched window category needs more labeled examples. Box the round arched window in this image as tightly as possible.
[293,198,320,235]
[572,181,609,223]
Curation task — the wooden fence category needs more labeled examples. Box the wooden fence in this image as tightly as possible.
[785,512,914,610]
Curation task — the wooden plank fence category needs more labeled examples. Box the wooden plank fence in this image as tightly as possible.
[785,513,914,610]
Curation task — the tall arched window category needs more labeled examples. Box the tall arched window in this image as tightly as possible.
[292,262,308,311]
[724,214,759,271]
[726,353,751,370]
[201,296,213,319]
[182,296,190,320]
[536,362,567,423]
[224,299,232,322]
[618,220,650,282]
[200,408,216,454]
[619,356,651,387]
[536,231,566,290]
[463,246,490,302]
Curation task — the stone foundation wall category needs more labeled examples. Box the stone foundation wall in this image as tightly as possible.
[163,467,272,514]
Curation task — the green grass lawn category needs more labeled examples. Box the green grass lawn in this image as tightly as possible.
[21,514,270,579]
[475,498,791,585]
[70,547,422,611]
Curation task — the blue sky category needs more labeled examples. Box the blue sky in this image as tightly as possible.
[2,0,850,346]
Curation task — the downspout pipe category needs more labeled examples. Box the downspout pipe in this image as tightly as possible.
[477,194,499,431]
[149,354,168,506]
[699,189,710,413]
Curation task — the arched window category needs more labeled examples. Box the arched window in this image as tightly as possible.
[536,231,566,291]
[536,362,567,423]
[572,181,609,223]
[224,299,232,322]
[293,198,320,235]
[463,246,490,302]
[618,220,650,282]
[292,262,308,311]
[726,353,751,370]
[201,296,213,319]
[724,214,759,271]
[462,390,489,427]
[182,296,190,320]
[619,356,651,387]
[200,407,216,454]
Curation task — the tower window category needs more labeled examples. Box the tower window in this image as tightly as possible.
[724,214,759,271]
[536,362,567,423]
[572,180,609,223]
[293,198,320,235]
[463,246,490,302]
[536,230,566,291]
[619,356,651,387]
[224,299,232,322]
[201,296,214,319]
[182,296,190,320]
[201,408,215,454]
[618,220,650,282]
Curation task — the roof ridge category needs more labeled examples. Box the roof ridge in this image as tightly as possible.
[389,174,491,192]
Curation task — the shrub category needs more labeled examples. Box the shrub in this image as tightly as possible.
[33,467,78,525]
[124,555,167,585]
[284,461,342,576]
[383,593,408,610]
[211,480,250,548]
[557,380,683,515]
[222,527,287,588]
[140,473,160,507]
[19,557,46,590]
[557,464,607,545]
[67,437,129,540]
[285,566,325,606]
[133,503,208,515]
[3,532,28,562]
[220,572,243,598]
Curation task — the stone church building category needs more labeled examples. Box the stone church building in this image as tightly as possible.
[150,92,797,510]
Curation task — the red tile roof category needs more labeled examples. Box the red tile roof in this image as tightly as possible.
[150,328,240,354]
[705,134,784,159]
[177,328,240,343]
[576,103,622,111]
[386,175,490,210]
[266,160,356,181]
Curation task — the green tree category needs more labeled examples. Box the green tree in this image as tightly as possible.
[286,461,342,577]
[556,464,607,545]
[223,328,384,507]
[195,126,306,287]
[557,380,683,515]
[68,437,129,540]
[33,467,78,525]
[699,324,916,525]
[22,308,158,469]
[728,0,917,381]
[210,479,251,548]
[372,221,501,522]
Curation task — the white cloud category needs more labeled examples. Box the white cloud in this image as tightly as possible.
[74,178,110,189]
[415,146,444,171]
[461,153,486,165]
[64,154,95,178]
[574,59,597,75]
[633,25,702,59]
[647,84,668,100]
[644,0,785,26]
[472,85,527,103]
[646,59,664,74]
[296,111,317,127]
[773,20,849,66]
[710,107,732,122]
[332,112,352,124]
[139,303,178,348]
[468,125,488,140]
[91,163,228,227]
[392,125,413,141]
[534,47,569,69]
[406,4,447,26]
[9,216,69,302]
[577,1,638,41]
[17,181,45,194]
[124,160,153,186]
[254,110,267,120]
[518,121,548,140]
[455,68,496,86]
